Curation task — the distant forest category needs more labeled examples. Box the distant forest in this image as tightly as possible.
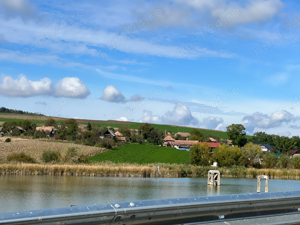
[0,107,44,116]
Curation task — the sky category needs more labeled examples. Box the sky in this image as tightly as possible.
[0,0,300,136]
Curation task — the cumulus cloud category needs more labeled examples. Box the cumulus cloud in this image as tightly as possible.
[277,131,291,137]
[35,101,47,106]
[0,74,52,97]
[0,74,90,98]
[141,111,162,124]
[100,85,126,103]
[198,116,225,130]
[290,125,300,129]
[54,77,90,98]
[140,103,198,126]
[242,110,299,133]
[162,103,198,126]
[116,116,128,122]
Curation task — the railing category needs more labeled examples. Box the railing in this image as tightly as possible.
[1,191,300,225]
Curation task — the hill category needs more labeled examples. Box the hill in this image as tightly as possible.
[0,113,233,139]
[89,143,190,164]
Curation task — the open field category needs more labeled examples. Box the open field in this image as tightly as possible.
[0,137,106,163]
[89,143,190,164]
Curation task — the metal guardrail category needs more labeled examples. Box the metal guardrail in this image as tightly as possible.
[1,191,300,225]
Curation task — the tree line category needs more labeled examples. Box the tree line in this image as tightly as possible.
[0,107,44,116]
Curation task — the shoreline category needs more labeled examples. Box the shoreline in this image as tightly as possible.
[1,164,300,180]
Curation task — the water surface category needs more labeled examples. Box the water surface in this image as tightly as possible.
[0,175,299,213]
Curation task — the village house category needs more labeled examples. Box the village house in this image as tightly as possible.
[163,135,175,147]
[290,150,300,157]
[101,129,116,139]
[0,127,3,137]
[253,143,273,154]
[175,132,190,140]
[209,137,218,143]
[115,131,126,142]
[36,126,58,138]
[199,142,221,153]
[10,126,26,134]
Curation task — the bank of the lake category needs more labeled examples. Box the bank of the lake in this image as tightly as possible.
[1,163,300,180]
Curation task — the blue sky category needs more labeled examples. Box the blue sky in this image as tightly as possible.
[1,0,300,136]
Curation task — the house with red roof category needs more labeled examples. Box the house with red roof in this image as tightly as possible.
[290,150,300,157]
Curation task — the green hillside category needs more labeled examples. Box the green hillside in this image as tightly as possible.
[89,143,190,164]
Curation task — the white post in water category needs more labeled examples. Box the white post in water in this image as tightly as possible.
[257,175,269,193]
[208,170,220,186]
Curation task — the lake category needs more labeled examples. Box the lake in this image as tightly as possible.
[0,175,299,213]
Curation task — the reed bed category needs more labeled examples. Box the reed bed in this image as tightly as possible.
[0,137,106,163]
[1,162,300,180]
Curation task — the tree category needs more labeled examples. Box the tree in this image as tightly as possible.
[87,122,92,131]
[213,145,242,167]
[119,125,131,138]
[148,129,164,145]
[45,118,57,127]
[241,142,262,167]
[190,143,211,166]
[138,123,154,139]
[189,129,205,141]
[226,124,247,147]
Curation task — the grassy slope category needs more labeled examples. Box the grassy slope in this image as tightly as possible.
[0,113,251,139]
[89,143,190,164]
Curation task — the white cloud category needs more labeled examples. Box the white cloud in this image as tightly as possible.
[277,131,291,137]
[0,74,90,98]
[0,74,52,97]
[141,111,162,124]
[176,0,283,27]
[198,116,224,130]
[116,116,128,122]
[54,77,90,98]
[100,85,126,103]
[242,110,299,133]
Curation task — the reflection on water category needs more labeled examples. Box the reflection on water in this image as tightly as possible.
[0,175,299,213]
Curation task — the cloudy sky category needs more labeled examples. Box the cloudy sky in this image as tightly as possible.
[1,0,300,136]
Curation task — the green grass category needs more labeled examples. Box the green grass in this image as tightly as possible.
[0,118,45,123]
[89,143,190,164]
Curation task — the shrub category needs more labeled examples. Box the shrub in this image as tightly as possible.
[100,138,114,149]
[78,154,89,163]
[64,147,79,163]
[7,152,36,163]
[41,150,61,163]
[11,128,21,136]
[277,155,291,168]
[33,131,47,139]
[262,153,278,168]
[293,157,300,169]
[5,138,11,143]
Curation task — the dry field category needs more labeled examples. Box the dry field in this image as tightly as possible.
[0,137,106,163]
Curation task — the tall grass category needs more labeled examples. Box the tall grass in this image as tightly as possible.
[1,163,300,179]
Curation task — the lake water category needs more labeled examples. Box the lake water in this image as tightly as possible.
[0,175,299,213]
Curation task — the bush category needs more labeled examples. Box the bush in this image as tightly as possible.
[78,154,89,163]
[5,138,11,143]
[277,155,291,168]
[33,131,47,139]
[7,152,36,163]
[41,150,61,163]
[262,153,278,168]
[293,157,300,169]
[241,143,262,167]
[100,138,114,149]
[64,147,79,163]
[11,129,21,136]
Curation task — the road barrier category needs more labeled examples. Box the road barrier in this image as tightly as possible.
[1,191,300,224]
